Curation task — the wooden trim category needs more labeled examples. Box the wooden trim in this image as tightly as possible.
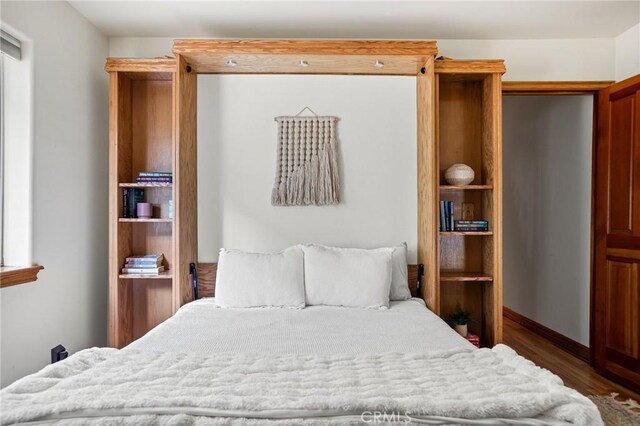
[105,58,176,73]
[503,307,589,362]
[0,265,44,288]
[174,39,438,56]
[435,59,506,75]
[502,81,613,95]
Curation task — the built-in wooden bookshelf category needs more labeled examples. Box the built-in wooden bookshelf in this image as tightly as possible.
[107,58,197,348]
[435,59,504,347]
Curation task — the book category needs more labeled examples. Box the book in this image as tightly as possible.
[448,201,454,231]
[455,220,489,232]
[126,188,145,218]
[126,253,163,261]
[121,266,165,274]
[138,172,172,177]
[465,333,480,348]
[136,176,173,182]
[122,189,130,218]
[124,262,162,268]
[439,201,446,232]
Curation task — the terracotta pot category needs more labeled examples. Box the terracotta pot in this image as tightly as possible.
[454,324,468,337]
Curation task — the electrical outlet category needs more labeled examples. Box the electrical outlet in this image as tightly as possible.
[51,344,68,364]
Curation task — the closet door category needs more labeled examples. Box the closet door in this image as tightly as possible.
[593,74,640,393]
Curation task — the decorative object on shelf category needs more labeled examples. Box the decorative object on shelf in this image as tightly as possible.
[465,333,480,348]
[272,107,340,206]
[448,304,473,337]
[136,202,153,219]
[121,254,164,275]
[444,163,475,186]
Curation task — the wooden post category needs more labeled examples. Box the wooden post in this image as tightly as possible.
[173,55,198,311]
[417,56,439,314]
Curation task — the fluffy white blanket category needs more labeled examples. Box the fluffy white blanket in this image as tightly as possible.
[1,345,601,425]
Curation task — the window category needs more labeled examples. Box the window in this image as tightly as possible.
[0,27,41,287]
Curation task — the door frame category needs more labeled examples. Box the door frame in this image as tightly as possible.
[502,80,613,368]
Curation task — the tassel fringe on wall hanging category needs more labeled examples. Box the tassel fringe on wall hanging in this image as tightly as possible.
[272,110,340,206]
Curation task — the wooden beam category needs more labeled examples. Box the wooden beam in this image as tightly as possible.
[502,81,613,95]
[172,39,438,75]
[417,56,439,313]
[174,39,438,56]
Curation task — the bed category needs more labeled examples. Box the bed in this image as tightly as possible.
[1,298,601,425]
[2,245,602,424]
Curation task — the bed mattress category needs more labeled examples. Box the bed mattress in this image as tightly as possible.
[125,297,473,354]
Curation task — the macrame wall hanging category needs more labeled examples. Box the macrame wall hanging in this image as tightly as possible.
[272,107,340,206]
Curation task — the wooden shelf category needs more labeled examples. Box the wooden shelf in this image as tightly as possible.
[440,272,493,282]
[118,218,172,223]
[119,183,172,188]
[440,231,493,236]
[119,271,173,280]
[440,185,493,190]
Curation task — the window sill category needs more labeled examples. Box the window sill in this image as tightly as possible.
[1,265,44,288]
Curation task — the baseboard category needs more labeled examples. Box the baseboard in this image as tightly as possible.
[503,307,590,363]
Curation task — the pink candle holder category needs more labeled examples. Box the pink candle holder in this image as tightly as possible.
[136,202,152,219]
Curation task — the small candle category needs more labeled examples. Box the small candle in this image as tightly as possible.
[137,202,152,219]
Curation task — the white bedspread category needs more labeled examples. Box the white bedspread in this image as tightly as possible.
[1,344,601,425]
[126,298,473,354]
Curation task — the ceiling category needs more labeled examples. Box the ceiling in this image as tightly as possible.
[68,1,639,40]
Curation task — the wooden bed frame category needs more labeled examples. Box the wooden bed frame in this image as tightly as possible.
[196,263,423,299]
[106,39,504,348]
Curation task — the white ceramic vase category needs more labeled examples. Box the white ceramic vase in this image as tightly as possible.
[445,164,475,186]
[454,324,468,337]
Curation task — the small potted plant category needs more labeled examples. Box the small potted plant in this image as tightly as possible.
[448,304,472,337]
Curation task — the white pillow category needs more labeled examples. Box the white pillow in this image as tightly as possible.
[302,244,393,309]
[215,246,305,308]
[389,243,411,301]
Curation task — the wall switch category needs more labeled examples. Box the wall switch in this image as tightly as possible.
[51,344,68,364]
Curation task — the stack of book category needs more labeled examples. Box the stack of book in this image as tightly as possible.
[121,254,165,275]
[136,171,172,184]
[439,200,455,231]
[455,220,489,232]
[440,200,490,232]
[122,188,144,218]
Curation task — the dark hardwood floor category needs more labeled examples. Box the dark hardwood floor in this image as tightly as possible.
[503,317,640,402]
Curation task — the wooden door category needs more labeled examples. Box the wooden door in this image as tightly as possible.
[593,74,640,393]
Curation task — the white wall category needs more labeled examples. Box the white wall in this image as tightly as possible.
[110,36,617,81]
[197,75,417,261]
[503,96,593,346]
[615,23,640,82]
[439,38,615,81]
[1,1,109,387]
